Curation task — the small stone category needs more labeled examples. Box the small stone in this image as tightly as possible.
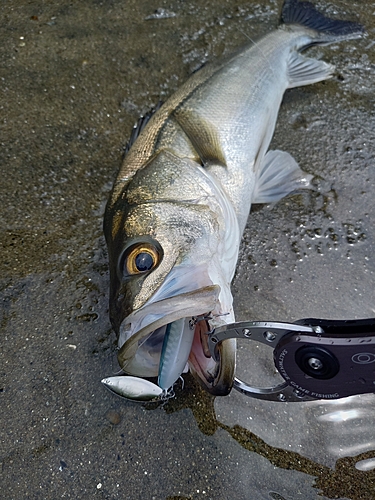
[105,409,121,425]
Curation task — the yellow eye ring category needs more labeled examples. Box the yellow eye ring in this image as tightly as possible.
[125,244,160,275]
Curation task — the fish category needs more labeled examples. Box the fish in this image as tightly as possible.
[103,0,364,397]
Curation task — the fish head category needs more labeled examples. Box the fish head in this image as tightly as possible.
[104,150,239,395]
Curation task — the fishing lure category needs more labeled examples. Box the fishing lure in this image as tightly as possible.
[158,318,195,395]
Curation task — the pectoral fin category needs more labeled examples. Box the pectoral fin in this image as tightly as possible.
[174,109,227,167]
[252,149,313,204]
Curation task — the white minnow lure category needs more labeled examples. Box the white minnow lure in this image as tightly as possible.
[101,375,162,401]
[158,317,195,392]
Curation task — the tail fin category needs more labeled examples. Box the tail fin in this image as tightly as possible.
[281,0,365,41]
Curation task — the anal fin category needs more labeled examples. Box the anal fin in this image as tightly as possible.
[252,149,313,204]
[287,52,334,88]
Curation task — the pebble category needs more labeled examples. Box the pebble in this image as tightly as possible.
[105,409,121,425]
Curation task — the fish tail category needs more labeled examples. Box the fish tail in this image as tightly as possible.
[281,0,365,42]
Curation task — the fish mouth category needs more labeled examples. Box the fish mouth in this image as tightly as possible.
[188,317,236,396]
[117,285,235,396]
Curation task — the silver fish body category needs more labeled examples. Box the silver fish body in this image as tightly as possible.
[104,0,363,395]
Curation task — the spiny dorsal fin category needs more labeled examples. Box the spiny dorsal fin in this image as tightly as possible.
[124,101,164,156]
[281,0,364,38]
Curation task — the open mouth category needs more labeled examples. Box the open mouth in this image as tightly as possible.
[188,317,236,395]
[116,286,235,396]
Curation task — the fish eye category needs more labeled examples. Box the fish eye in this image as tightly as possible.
[123,243,161,275]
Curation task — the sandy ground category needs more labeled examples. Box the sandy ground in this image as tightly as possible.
[1,0,374,498]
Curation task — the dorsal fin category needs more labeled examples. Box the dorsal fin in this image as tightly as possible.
[124,101,164,156]
[281,0,364,39]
